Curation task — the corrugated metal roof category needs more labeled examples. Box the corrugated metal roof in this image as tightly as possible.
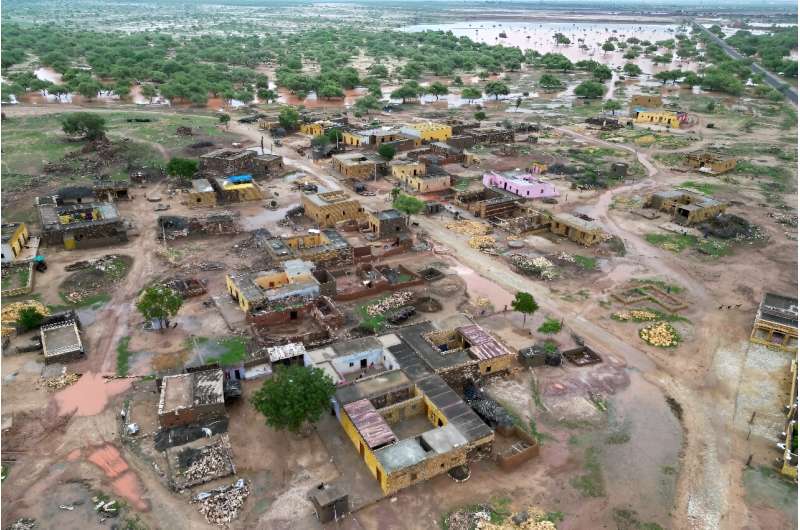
[343,399,397,449]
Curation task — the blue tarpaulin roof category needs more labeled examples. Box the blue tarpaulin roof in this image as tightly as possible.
[227,174,253,184]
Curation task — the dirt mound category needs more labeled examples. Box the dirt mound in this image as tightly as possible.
[696,214,765,240]
[59,254,133,304]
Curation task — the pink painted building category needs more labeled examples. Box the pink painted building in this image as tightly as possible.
[482,170,559,200]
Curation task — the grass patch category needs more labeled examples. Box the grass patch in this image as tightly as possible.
[573,254,597,270]
[633,278,683,294]
[116,336,133,376]
[199,336,248,365]
[537,317,562,334]
[571,446,606,497]
[645,233,697,252]
[452,177,471,191]
[680,180,715,195]
[612,508,665,530]
[53,291,112,310]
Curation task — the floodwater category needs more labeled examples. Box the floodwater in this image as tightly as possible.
[239,202,300,230]
[401,20,699,72]
[449,262,515,310]
[87,444,148,511]
[55,372,131,416]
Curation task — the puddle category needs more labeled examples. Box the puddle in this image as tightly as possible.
[450,262,515,310]
[240,203,299,230]
[55,372,131,416]
[87,444,148,511]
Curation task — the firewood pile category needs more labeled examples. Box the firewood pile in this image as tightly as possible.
[39,372,81,391]
[446,220,491,236]
[193,479,250,526]
[365,291,414,317]
[178,439,234,485]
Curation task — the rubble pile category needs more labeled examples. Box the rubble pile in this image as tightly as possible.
[7,519,37,530]
[697,214,766,241]
[639,321,680,347]
[193,479,250,526]
[178,439,234,485]
[468,235,496,250]
[446,220,491,236]
[767,211,798,227]
[366,291,414,317]
[556,252,575,263]
[612,310,658,322]
[40,372,81,391]
[510,255,558,280]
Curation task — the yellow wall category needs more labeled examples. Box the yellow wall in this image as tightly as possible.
[478,354,514,375]
[284,232,327,249]
[422,393,448,428]
[342,131,364,146]
[635,111,679,128]
[226,275,251,312]
[391,162,426,179]
[339,409,390,492]
[253,271,289,290]
[5,224,28,258]
[301,123,324,136]
[409,123,452,142]
[403,174,450,193]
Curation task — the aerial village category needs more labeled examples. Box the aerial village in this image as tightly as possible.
[0,3,798,530]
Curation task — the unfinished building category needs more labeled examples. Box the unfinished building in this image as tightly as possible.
[158,370,226,429]
[629,94,663,108]
[331,152,386,179]
[1,222,30,263]
[389,160,426,180]
[750,293,798,353]
[199,148,285,179]
[549,213,605,245]
[648,190,727,225]
[92,180,131,202]
[685,151,737,175]
[158,211,239,239]
[188,179,217,209]
[399,165,451,194]
[301,191,366,227]
[40,312,84,365]
[37,198,128,250]
[455,188,522,219]
[265,229,354,268]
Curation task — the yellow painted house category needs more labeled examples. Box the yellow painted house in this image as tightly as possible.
[401,122,453,142]
[300,122,325,136]
[633,109,680,128]
[1,223,29,263]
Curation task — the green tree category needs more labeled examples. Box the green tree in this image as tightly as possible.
[136,285,183,330]
[622,63,642,77]
[391,187,401,201]
[484,80,510,100]
[251,365,335,433]
[474,110,487,120]
[311,134,330,147]
[393,193,425,215]
[603,99,622,115]
[16,307,44,331]
[114,80,131,99]
[574,80,605,99]
[553,32,571,45]
[258,88,278,103]
[318,82,344,99]
[538,73,564,89]
[367,64,389,79]
[452,76,464,86]
[166,158,198,180]
[390,82,420,103]
[592,64,613,81]
[461,86,482,103]
[219,113,231,129]
[427,82,449,100]
[61,112,107,140]
[77,79,101,99]
[602,42,615,52]
[141,84,157,102]
[279,106,300,130]
[354,95,380,115]
[511,291,539,326]
[378,144,396,161]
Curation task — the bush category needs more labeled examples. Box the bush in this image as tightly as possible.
[474,110,487,120]
[538,318,562,334]
[61,112,106,140]
[166,158,198,180]
[16,307,44,331]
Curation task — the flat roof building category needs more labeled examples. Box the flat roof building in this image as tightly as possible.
[750,293,798,353]
[158,370,226,429]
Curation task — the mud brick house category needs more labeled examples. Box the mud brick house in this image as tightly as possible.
[157,370,226,429]
[400,122,453,143]
[1,222,30,263]
[331,152,387,179]
[57,186,95,205]
[41,312,84,364]
[199,148,285,179]
[389,160,426,180]
[633,109,687,129]
[342,127,407,148]
[465,127,514,144]
[366,209,408,239]
[549,213,605,245]
[428,142,464,164]
[399,164,451,194]
[750,293,798,353]
[301,191,366,227]
[226,259,320,313]
[188,179,217,209]
[265,229,354,268]
[455,187,522,219]
[629,94,663,108]
[648,189,727,225]
[93,180,131,202]
[37,197,128,250]
[685,151,737,175]
[483,170,559,200]
[211,175,264,203]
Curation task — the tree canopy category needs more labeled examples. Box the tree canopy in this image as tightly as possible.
[461,86,482,103]
[136,285,183,329]
[622,63,642,77]
[511,291,539,325]
[426,82,449,100]
[574,80,605,99]
[279,106,300,130]
[16,307,44,332]
[166,158,198,180]
[484,80,510,100]
[61,112,107,140]
[378,144,396,161]
[393,193,425,215]
[251,365,335,433]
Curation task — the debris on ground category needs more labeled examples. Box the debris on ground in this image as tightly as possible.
[639,321,680,347]
[366,291,414,317]
[469,235,496,250]
[176,437,235,487]
[556,252,575,263]
[611,310,658,322]
[1,301,50,336]
[767,211,798,228]
[39,371,81,391]
[6,519,37,530]
[510,255,558,280]
[192,479,249,526]
[91,495,119,518]
[446,220,491,236]
[696,214,766,241]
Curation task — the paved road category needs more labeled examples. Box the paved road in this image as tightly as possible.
[693,22,798,106]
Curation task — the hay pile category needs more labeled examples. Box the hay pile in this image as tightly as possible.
[446,220,491,236]
[2,301,49,336]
